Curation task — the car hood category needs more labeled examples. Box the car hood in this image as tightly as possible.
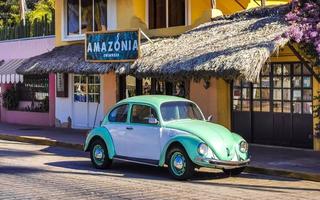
[164,120,242,160]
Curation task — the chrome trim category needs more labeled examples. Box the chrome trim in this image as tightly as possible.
[209,159,250,167]
[113,158,159,167]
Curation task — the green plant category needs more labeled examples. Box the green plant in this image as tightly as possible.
[2,87,19,110]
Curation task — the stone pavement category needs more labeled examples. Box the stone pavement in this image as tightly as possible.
[1,140,320,200]
[0,122,320,182]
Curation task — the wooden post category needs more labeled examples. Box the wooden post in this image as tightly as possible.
[261,0,266,7]
[211,0,216,9]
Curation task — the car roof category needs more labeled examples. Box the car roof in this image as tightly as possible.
[118,95,192,107]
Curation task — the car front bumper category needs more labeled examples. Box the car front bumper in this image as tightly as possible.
[195,157,250,169]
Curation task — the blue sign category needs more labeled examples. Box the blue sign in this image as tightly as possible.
[85,30,140,62]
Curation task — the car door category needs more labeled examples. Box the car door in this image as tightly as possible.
[125,104,161,162]
[104,104,130,157]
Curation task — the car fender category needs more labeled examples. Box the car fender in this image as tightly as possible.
[159,134,204,167]
[84,127,116,159]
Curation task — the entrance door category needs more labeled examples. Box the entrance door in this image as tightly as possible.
[73,75,103,129]
[232,63,313,148]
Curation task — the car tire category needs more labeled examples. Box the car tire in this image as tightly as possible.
[223,167,245,176]
[167,146,195,180]
[90,139,112,169]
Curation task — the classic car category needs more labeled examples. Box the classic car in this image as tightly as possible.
[84,95,250,180]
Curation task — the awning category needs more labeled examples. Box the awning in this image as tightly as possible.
[0,59,25,84]
[16,44,131,75]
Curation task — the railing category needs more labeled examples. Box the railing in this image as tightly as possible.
[0,14,55,41]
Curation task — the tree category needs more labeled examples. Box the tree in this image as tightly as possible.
[0,0,54,28]
[27,0,54,23]
[0,0,20,27]
[284,0,320,63]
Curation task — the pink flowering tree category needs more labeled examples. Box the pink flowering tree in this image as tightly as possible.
[285,0,320,138]
[285,0,320,62]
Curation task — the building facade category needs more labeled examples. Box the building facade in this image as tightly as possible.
[30,0,319,150]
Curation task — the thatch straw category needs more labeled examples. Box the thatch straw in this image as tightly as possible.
[16,44,130,75]
[131,5,291,82]
[17,5,291,82]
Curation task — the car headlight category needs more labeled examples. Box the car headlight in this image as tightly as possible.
[198,143,209,156]
[239,141,248,153]
[198,143,216,159]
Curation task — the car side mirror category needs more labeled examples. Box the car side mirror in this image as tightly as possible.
[207,115,214,122]
[148,117,159,125]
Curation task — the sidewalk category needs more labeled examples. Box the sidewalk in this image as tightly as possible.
[0,123,320,182]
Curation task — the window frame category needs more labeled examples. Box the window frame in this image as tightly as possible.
[129,103,160,126]
[146,0,190,29]
[232,62,313,115]
[62,0,109,41]
[108,104,129,123]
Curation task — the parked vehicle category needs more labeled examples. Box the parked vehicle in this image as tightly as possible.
[84,95,250,180]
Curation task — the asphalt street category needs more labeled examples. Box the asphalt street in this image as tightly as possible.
[0,140,320,200]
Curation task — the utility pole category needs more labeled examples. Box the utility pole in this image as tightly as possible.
[20,0,26,26]
[261,0,266,7]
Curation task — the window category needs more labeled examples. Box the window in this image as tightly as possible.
[131,105,159,124]
[120,76,188,100]
[74,75,100,103]
[161,101,203,121]
[66,0,108,38]
[108,104,129,122]
[232,63,313,115]
[148,0,187,29]
[17,75,49,101]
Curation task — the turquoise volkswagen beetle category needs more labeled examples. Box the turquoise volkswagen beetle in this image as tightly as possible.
[84,95,250,180]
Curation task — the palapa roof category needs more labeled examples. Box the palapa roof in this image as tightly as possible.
[17,5,291,82]
[16,44,130,75]
[132,5,291,82]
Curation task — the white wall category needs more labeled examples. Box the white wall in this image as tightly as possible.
[55,74,73,127]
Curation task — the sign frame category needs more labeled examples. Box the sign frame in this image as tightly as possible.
[85,29,141,63]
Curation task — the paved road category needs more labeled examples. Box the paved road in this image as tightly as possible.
[1,140,320,200]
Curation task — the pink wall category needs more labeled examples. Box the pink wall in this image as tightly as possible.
[0,36,55,59]
[0,74,56,127]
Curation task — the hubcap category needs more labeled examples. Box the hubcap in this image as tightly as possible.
[170,152,186,176]
[93,145,105,165]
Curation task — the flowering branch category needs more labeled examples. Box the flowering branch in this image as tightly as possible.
[284,0,320,62]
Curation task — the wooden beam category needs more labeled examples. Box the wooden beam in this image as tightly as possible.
[261,0,266,7]
[288,43,320,83]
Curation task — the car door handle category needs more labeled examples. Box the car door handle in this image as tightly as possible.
[126,127,133,130]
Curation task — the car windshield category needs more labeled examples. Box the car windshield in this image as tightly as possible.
[160,101,204,122]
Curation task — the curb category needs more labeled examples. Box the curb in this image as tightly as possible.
[245,166,320,182]
[1,134,319,182]
[0,134,83,151]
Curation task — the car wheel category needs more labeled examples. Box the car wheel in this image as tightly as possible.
[223,167,245,176]
[90,139,112,169]
[167,146,194,180]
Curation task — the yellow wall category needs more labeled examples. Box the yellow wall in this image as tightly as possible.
[313,69,320,151]
[189,78,230,129]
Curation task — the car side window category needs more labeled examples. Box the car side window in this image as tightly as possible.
[131,105,159,125]
[108,104,129,123]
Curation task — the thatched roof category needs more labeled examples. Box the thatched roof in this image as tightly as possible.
[16,44,130,75]
[17,5,291,82]
[132,5,291,81]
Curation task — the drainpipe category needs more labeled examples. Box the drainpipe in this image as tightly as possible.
[261,0,266,7]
